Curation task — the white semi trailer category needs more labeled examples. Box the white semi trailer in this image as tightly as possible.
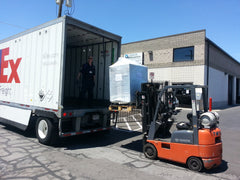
[0,16,121,145]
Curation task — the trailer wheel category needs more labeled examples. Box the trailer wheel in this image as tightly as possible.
[187,157,203,172]
[36,118,56,145]
[143,143,157,160]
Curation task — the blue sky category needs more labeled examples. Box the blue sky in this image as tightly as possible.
[0,0,240,61]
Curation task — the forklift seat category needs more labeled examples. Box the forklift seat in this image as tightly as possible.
[176,121,191,130]
[176,113,193,130]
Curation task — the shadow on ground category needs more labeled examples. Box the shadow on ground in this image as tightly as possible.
[121,139,142,152]
[58,129,142,150]
[204,160,228,174]
[0,122,143,150]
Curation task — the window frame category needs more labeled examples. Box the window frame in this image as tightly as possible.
[148,51,153,61]
[173,46,194,62]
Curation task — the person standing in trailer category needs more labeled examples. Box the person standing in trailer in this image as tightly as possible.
[77,56,95,100]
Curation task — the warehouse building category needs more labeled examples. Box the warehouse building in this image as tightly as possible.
[121,30,240,108]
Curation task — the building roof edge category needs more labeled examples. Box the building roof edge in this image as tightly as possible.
[122,29,206,45]
[206,38,240,65]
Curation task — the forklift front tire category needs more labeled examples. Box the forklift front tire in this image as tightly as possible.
[187,157,203,172]
[143,143,157,160]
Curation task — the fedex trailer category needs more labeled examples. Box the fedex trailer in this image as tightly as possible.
[0,16,121,145]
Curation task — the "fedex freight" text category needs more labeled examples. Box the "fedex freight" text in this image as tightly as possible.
[0,47,22,83]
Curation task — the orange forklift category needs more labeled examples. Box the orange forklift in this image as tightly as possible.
[139,84,222,171]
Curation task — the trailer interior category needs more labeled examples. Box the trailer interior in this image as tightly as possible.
[63,23,120,109]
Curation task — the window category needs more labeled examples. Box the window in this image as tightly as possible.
[148,51,153,61]
[173,46,194,62]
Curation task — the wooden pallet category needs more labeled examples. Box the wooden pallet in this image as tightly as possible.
[109,104,135,112]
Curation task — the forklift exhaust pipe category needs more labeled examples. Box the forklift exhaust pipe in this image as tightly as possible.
[209,97,212,111]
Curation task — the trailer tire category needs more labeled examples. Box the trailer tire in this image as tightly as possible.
[187,157,203,172]
[36,117,56,145]
[143,143,157,160]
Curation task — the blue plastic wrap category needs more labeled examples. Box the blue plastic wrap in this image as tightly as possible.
[109,57,148,104]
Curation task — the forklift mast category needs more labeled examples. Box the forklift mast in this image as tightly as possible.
[139,84,208,144]
[138,83,161,133]
[137,82,170,132]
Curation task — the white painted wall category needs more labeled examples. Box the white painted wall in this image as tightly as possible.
[149,65,233,108]
[148,65,205,85]
[208,67,228,107]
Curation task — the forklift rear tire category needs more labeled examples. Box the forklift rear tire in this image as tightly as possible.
[143,143,157,160]
[187,157,203,172]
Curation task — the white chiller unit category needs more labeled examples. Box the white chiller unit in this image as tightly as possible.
[109,57,148,104]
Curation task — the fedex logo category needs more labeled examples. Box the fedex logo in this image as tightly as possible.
[0,47,22,83]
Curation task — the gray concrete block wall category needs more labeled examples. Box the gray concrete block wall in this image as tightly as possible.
[122,30,206,68]
[207,42,240,78]
[143,44,205,68]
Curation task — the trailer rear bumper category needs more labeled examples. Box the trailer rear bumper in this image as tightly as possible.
[60,127,112,137]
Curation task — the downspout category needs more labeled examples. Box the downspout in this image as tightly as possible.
[206,40,210,99]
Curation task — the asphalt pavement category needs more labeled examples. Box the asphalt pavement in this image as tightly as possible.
[0,106,240,180]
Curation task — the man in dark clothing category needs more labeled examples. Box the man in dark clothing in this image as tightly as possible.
[77,56,95,100]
